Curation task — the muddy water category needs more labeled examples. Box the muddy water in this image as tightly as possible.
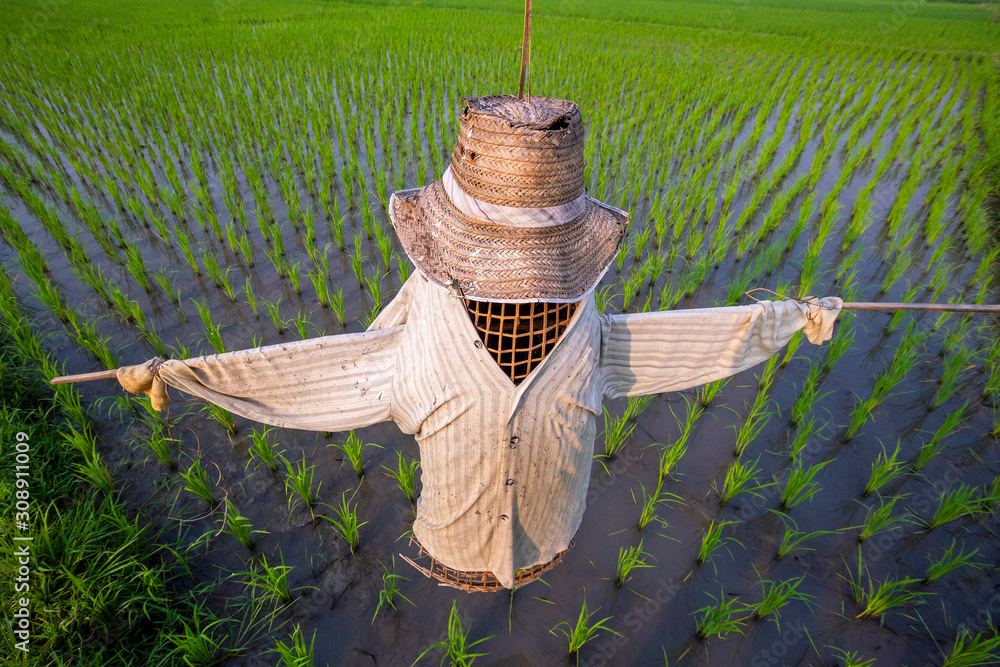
[2,65,998,667]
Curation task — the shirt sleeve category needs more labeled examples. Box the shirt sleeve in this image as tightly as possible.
[599,297,842,399]
[156,326,403,432]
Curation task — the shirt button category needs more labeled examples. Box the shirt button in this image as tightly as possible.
[506,478,515,486]
[474,340,483,349]
[509,436,519,446]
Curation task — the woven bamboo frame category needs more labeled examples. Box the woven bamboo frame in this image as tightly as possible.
[465,300,578,383]
[400,536,572,592]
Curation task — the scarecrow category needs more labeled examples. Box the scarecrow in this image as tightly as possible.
[110,95,845,591]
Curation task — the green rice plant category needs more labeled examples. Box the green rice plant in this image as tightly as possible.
[863,440,906,497]
[413,599,492,667]
[699,377,731,408]
[843,547,929,620]
[780,459,832,510]
[923,539,981,585]
[940,628,1000,667]
[144,421,178,470]
[550,596,620,663]
[697,519,738,569]
[364,269,384,312]
[265,298,287,335]
[247,427,283,472]
[350,233,366,288]
[921,484,979,530]
[913,401,970,471]
[220,499,267,550]
[597,412,636,469]
[205,403,237,436]
[752,574,814,630]
[822,317,855,373]
[787,415,823,460]
[319,490,366,554]
[181,458,217,508]
[383,451,420,503]
[829,648,875,667]
[287,261,302,295]
[239,550,295,605]
[64,426,115,494]
[715,456,768,507]
[635,477,681,530]
[615,539,654,586]
[790,363,827,425]
[932,345,974,410]
[308,267,331,308]
[624,394,653,423]
[655,438,688,482]
[857,494,912,543]
[281,453,320,520]
[731,396,773,457]
[334,430,382,479]
[270,624,316,667]
[330,288,346,327]
[243,277,260,318]
[166,609,228,666]
[772,511,837,560]
[292,310,311,340]
[694,589,747,641]
[372,556,414,622]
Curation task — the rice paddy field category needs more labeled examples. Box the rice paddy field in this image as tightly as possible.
[1,0,1000,664]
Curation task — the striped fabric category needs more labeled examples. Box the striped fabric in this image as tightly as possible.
[152,274,841,588]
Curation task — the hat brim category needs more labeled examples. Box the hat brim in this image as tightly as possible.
[389,180,630,303]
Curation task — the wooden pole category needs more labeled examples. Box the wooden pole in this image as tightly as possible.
[50,369,120,385]
[517,0,532,99]
[842,302,1000,314]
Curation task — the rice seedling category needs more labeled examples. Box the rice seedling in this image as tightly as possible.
[932,345,974,410]
[940,628,1000,667]
[699,377,731,408]
[843,547,930,620]
[596,412,636,469]
[372,556,414,622]
[920,484,979,530]
[319,490,366,554]
[166,609,229,666]
[220,499,267,550]
[247,427,283,472]
[772,511,837,560]
[857,494,912,543]
[383,451,420,503]
[550,596,620,664]
[923,539,981,585]
[694,589,747,641]
[278,450,321,520]
[731,396,774,457]
[822,317,855,373]
[181,458,217,509]
[414,599,492,667]
[333,430,382,479]
[697,519,738,570]
[615,539,654,586]
[205,403,237,436]
[635,477,681,530]
[752,574,814,630]
[239,550,295,606]
[144,421,178,470]
[265,298,287,335]
[862,440,906,497]
[270,624,316,667]
[780,459,832,510]
[790,363,827,426]
[64,426,116,494]
[829,648,875,667]
[913,401,970,471]
[715,456,768,507]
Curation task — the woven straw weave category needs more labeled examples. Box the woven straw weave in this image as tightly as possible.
[391,179,627,302]
[451,95,585,207]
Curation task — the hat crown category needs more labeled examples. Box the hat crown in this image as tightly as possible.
[450,95,586,208]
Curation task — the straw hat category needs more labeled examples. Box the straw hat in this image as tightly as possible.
[389,95,630,303]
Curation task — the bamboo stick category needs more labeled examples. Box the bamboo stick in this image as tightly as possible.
[44,300,1000,386]
[842,302,1000,314]
[50,369,120,385]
